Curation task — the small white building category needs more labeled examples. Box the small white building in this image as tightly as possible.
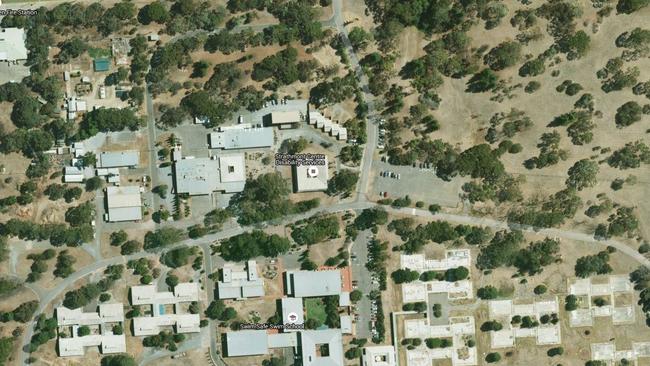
[363,346,397,366]
[63,166,84,183]
[292,156,328,193]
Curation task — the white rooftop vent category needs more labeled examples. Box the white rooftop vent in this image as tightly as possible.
[307,167,319,178]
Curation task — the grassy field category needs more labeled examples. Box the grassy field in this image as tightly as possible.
[88,47,112,59]
[304,298,327,325]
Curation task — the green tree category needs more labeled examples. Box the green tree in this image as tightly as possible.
[477,286,499,299]
[484,41,522,71]
[615,101,643,127]
[485,352,501,363]
[11,97,43,129]
[466,69,498,92]
[566,159,599,191]
[205,300,225,319]
[138,1,169,25]
[391,269,420,284]
[617,0,650,14]
[85,176,104,191]
[101,354,137,366]
[110,230,128,246]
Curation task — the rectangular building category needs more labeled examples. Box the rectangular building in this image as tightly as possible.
[266,111,302,129]
[0,28,28,62]
[225,330,270,357]
[174,154,246,195]
[105,186,142,222]
[281,297,304,330]
[64,166,84,183]
[292,156,328,193]
[99,150,140,168]
[285,270,342,298]
[209,127,274,150]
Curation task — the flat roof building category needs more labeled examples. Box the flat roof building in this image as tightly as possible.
[99,151,140,168]
[105,186,142,222]
[0,28,28,62]
[281,297,304,330]
[174,154,246,195]
[285,270,342,298]
[224,328,343,366]
[266,111,302,129]
[130,283,201,336]
[56,304,126,357]
[292,156,328,193]
[217,260,265,300]
[300,329,344,366]
[363,346,397,366]
[225,330,270,357]
[64,166,84,183]
[209,127,274,150]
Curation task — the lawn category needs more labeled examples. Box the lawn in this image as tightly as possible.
[88,47,112,59]
[304,298,327,325]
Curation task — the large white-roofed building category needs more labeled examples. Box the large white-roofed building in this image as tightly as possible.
[225,330,270,356]
[105,186,142,222]
[285,270,342,298]
[173,154,246,195]
[0,28,28,62]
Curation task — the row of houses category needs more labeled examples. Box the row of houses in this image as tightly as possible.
[307,110,348,141]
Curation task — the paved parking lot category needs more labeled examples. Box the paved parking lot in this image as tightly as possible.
[350,230,378,339]
[0,62,29,84]
[168,124,211,158]
[372,160,466,207]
